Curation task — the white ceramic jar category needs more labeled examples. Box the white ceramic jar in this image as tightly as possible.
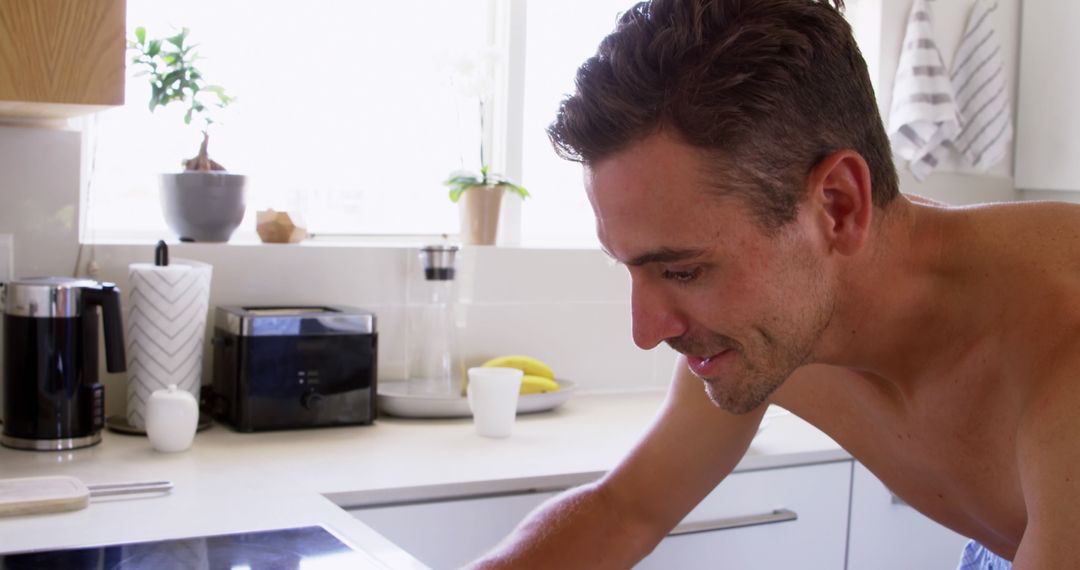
[145,384,199,452]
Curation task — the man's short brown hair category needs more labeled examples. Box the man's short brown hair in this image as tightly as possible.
[548,0,898,231]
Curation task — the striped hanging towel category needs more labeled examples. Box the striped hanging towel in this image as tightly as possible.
[887,0,960,181]
[949,0,1012,171]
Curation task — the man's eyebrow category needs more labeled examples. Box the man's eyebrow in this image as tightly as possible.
[626,248,705,266]
[601,247,705,267]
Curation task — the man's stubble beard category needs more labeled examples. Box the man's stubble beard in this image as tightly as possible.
[675,245,836,415]
[702,295,833,414]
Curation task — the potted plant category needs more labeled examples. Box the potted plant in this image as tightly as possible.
[128,26,245,242]
[445,164,529,246]
[443,49,529,246]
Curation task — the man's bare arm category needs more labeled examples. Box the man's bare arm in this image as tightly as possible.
[467,357,767,569]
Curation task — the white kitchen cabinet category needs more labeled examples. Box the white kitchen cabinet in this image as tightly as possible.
[637,461,851,570]
[350,460,851,570]
[847,462,970,570]
[1014,0,1080,191]
[351,490,561,569]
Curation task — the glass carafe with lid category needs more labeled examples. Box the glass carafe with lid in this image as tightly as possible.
[406,245,463,398]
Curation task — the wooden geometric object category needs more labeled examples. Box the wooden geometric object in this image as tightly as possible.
[256,209,308,244]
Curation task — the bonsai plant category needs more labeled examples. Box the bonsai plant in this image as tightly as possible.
[443,49,529,246]
[128,26,246,242]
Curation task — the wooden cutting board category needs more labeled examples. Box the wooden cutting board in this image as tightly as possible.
[0,476,90,516]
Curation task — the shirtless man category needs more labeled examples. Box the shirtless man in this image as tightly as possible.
[470,0,1079,568]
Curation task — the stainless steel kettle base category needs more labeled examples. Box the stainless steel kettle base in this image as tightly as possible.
[0,432,102,451]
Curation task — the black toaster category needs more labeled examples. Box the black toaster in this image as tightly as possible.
[209,305,377,432]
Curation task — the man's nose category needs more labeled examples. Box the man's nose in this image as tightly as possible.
[630,280,687,350]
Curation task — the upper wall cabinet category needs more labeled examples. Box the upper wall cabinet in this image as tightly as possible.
[0,0,125,120]
[1014,0,1079,192]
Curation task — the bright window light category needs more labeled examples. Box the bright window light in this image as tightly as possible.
[519,0,638,248]
[87,0,489,241]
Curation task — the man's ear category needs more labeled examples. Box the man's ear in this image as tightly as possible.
[804,150,874,255]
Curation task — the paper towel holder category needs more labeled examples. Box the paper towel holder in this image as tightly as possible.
[154,240,168,267]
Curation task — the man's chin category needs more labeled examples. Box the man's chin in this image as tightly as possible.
[702,383,764,415]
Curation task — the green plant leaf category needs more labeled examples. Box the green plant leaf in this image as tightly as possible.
[166,32,185,49]
[505,183,530,199]
[149,84,162,110]
[129,25,233,131]
[444,175,482,187]
[161,69,185,89]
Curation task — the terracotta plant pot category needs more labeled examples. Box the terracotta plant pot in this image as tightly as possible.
[459,185,504,245]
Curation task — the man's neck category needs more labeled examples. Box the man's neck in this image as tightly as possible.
[812,196,979,392]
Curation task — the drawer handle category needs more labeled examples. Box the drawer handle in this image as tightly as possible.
[668,508,798,536]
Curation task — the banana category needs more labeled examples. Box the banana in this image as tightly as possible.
[520,374,561,394]
[480,355,555,380]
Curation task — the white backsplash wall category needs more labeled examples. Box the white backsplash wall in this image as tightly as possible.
[0,120,675,420]
[2,34,1046,427]
[82,243,671,418]
[0,126,84,279]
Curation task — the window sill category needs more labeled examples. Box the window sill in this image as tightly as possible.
[81,229,601,251]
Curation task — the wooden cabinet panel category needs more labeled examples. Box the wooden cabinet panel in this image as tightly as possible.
[0,0,125,118]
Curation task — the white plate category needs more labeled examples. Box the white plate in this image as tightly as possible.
[377,380,576,419]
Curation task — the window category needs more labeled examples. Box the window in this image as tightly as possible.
[89,0,490,241]
[85,1,881,246]
[518,0,639,248]
[84,0,641,246]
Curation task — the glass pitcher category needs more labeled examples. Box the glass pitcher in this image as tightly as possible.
[405,245,463,398]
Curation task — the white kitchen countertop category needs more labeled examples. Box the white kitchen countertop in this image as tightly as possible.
[0,390,849,568]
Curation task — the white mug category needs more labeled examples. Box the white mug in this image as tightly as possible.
[466,367,523,438]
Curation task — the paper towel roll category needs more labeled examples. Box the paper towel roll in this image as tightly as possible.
[125,259,213,430]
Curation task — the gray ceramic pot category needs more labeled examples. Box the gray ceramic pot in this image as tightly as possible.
[160,172,247,242]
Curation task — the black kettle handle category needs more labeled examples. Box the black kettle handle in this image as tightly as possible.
[83,282,126,373]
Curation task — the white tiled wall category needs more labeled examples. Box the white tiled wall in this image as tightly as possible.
[82,242,669,417]
[2,92,1037,422]
[0,122,673,419]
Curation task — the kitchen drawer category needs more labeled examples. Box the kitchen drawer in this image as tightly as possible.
[351,490,561,569]
[637,461,852,570]
[847,462,969,570]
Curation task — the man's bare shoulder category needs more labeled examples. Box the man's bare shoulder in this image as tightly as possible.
[936,200,1080,287]
[953,199,1080,241]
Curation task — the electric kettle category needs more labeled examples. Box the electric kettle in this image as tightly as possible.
[1,277,126,450]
